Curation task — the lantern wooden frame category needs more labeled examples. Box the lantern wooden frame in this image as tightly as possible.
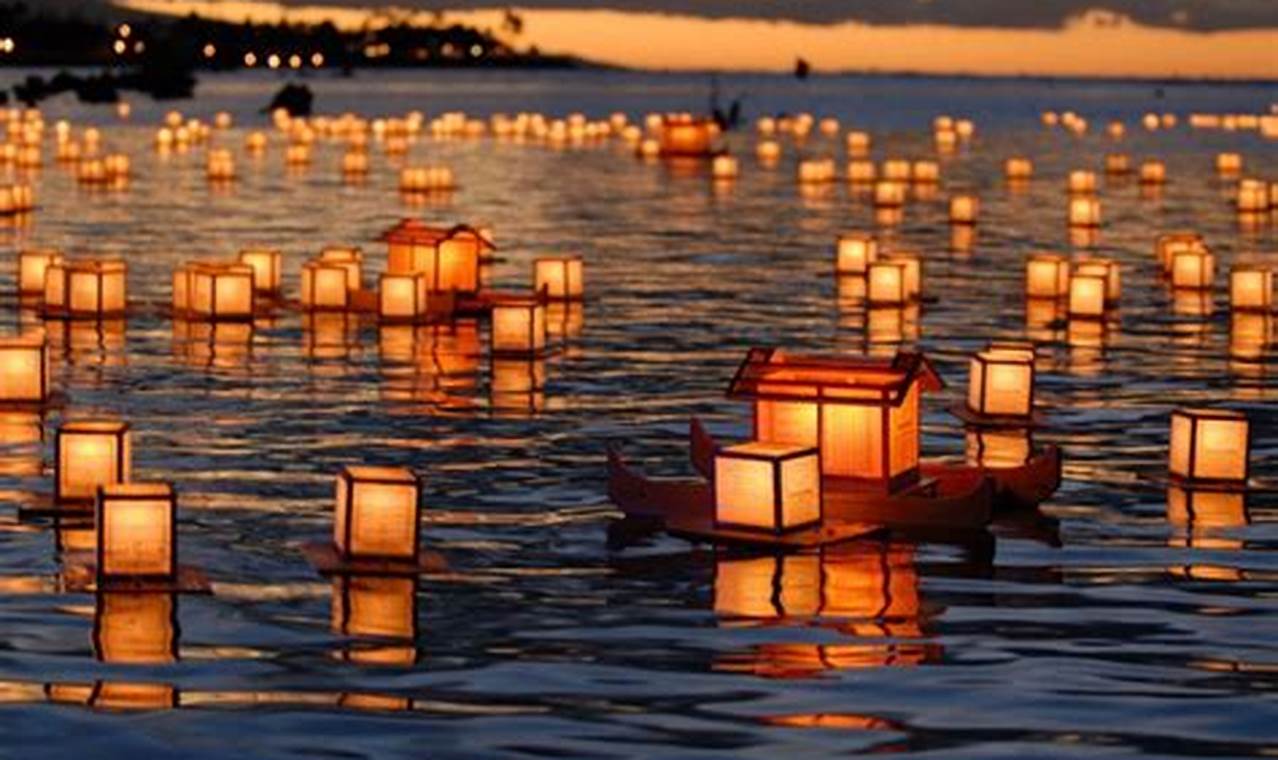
[967,348,1035,420]
[533,257,584,301]
[381,220,494,295]
[835,233,877,276]
[95,482,178,582]
[319,246,364,292]
[1170,248,1215,290]
[1025,254,1071,299]
[1068,197,1101,228]
[378,272,430,324]
[1169,408,1251,487]
[56,419,130,504]
[181,263,256,322]
[237,248,282,294]
[1229,265,1273,312]
[0,332,50,405]
[18,249,62,296]
[43,259,127,319]
[333,465,422,564]
[1068,273,1108,319]
[490,294,548,357]
[1074,258,1121,304]
[713,442,823,535]
[303,261,354,311]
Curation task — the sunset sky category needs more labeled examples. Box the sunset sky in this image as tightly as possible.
[113,1,1278,78]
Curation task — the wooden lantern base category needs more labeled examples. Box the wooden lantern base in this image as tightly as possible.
[60,559,211,594]
[302,542,448,577]
[949,402,1046,430]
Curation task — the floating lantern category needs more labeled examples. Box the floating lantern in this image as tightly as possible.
[949,194,979,225]
[491,295,547,356]
[17,248,62,296]
[835,233,877,276]
[1107,121,1126,139]
[378,272,430,323]
[714,443,821,534]
[1156,232,1206,274]
[1170,247,1215,290]
[1074,258,1121,304]
[237,248,282,294]
[967,348,1035,418]
[955,119,975,140]
[206,148,235,181]
[797,159,836,184]
[382,220,492,295]
[819,117,839,137]
[533,256,584,301]
[1068,273,1108,319]
[341,151,369,175]
[711,154,738,180]
[1068,196,1101,228]
[1042,111,1060,127]
[285,143,310,165]
[846,160,875,184]
[911,160,939,184]
[756,117,776,135]
[1236,179,1269,213]
[846,131,870,157]
[334,466,421,563]
[755,140,780,162]
[1229,265,1273,312]
[868,260,909,306]
[873,180,906,208]
[182,262,256,321]
[1215,152,1242,176]
[0,332,50,404]
[1005,157,1033,180]
[1169,408,1251,485]
[244,131,268,152]
[1025,254,1071,299]
[399,166,455,193]
[56,419,130,503]
[1139,160,1166,185]
[882,159,911,181]
[43,259,127,318]
[1067,170,1097,194]
[103,154,129,180]
[657,116,716,157]
[96,482,177,580]
[730,349,942,489]
[319,246,363,292]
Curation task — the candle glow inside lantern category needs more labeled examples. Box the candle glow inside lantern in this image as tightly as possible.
[237,248,282,294]
[1171,248,1215,289]
[382,220,493,295]
[57,420,131,503]
[18,249,63,295]
[179,263,256,321]
[873,180,906,208]
[835,233,878,276]
[1068,196,1101,227]
[96,482,177,580]
[729,348,943,491]
[1215,152,1242,176]
[0,332,50,404]
[533,257,584,301]
[1074,258,1121,304]
[867,260,908,305]
[1156,232,1206,274]
[1067,170,1097,194]
[1026,254,1071,299]
[1229,265,1273,312]
[378,272,430,323]
[334,466,421,563]
[711,155,739,180]
[846,160,876,183]
[303,261,354,311]
[714,443,821,534]
[1005,157,1033,180]
[1105,153,1131,175]
[967,348,1035,418]
[43,259,127,318]
[1068,273,1108,319]
[949,194,979,224]
[319,246,364,291]
[657,116,716,157]
[491,295,547,356]
[1169,408,1251,485]
[1139,160,1166,184]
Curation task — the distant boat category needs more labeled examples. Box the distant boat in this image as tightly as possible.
[794,57,811,79]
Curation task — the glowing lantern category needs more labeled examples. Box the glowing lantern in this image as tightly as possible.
[882,159,910,181]
[43,259,127,318]
[1067,170,1097,194]
[835,233,877,276]
[955,119,974,139]
[1068,273,1108,319]
[244,131,268,152]
[1229,265,1273,312]
[17,248,62,295]
[867,261,908,306]
[382,220,492,295]
[949,194,979,224]
[1236,179,1269,213]
[206,148,235,180]
[533,257,584,301]
[96,482,177,580]
[285,143,310,165]
[56,420,130,503]
[334,466,421,563]
[714,443,821,534]
[0,332,50,404]
[1170,248,1214,290]
[730,349,941,489]
[302,261,352,311]
[235,248,282,295]
[911,160,939,183]
[846,160,875,183]
[1107,120,1125,139]
[1215,152,1242,176]
[491,296,547,356]
[1139,160,1166,184]
[1156,232,1206,274]
[1005,157,1033,180]
[711,155,738,180]
[797,159,835,184]
[399,166,455,192]
[846,131,870,157]
[1074,258,1121,304]
[873,180,906,208]
[967,348,1035,418]
[319,246,363,291]
[1025,254,1071,299]
[1169,408,1251,485]
[657,116,716,157]
[342,151,369,175]
[182,262,256,321]
[1068,197,1101,227]
[1105,153,1131,175]
[378,272,429,323]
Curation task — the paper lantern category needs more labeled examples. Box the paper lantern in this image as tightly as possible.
[845,131,870,157]
[846,160,875,183]
[949,194,979,225]
[911,160,939,183]
[378,272,429,323]
[755,140,780,162]
[714,442,821,534]
[1215,152,1242,176]
[1139,160,1166,185]
[1106,120,1125,139]
[0,331,50,404]
[884,253,921,301]
[285,143,310,165]
[711,155,738,180]
[1074,258,1121,304]
[835,233,877,276]
[533,257,584,301]
[1169,408,1250,485]
[1068,273,1108,319]
[17,248,62,295]
[342,151,369,175]
[873,180,906,208]
[882,159,911,181]
[206,148,235,180]
[1229,265,1273,312]
[93,591,177,664]
[1025,254,1071,299]
[934,129,957,151]
[318,246,363,290]
[1067,170,1097,194]
[1068,197,1101,227]
[1170,248,1214,290]
[965,428,1032,469]
[96,482,177,580]
[43,259,127,318]
[399,166,454,192]
[382,220,491,294]
[1105,153,1131,175]
[797,159,835,184]
[657,117,715,157]
[867,261,908,306]
[237,248,282,293]
[302,261,353,311]
[180,263,255,321]
[334,466,421,562]
[967,348,1035,418]
[1005,157,1033,180]
[1236,180,1269,213]
[491,296,547,356]
[56,420,130,503]
[1156,232,1206,274]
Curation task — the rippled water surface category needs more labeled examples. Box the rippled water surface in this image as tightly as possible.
[0,70,1275,758]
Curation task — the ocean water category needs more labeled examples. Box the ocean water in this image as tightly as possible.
[0,69,1274,758]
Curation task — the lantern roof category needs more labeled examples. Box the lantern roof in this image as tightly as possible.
[380,219,496,251]
[727,348,943,407]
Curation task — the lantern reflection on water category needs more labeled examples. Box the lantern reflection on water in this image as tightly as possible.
[1169,408,1251,486]
[332,576,417,666]
[56,419,130,503]
[533,257,584,301]
[714,443,821,534]
[43,259,127,318]
[711,154,738,180]
[96,482,177,581]
[334,466,421,564]
[730,349,941,491]
[93,592,177,664]
[0,331,50,404]
[965,428,1033,469]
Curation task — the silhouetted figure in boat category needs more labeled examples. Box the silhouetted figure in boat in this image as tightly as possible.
[263,83,314,117]
[795,58,811,80]
[708,76,743,131]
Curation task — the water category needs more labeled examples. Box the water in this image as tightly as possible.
[0,69,1275,758]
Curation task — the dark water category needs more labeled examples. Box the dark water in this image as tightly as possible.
[0,70,1275,758]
